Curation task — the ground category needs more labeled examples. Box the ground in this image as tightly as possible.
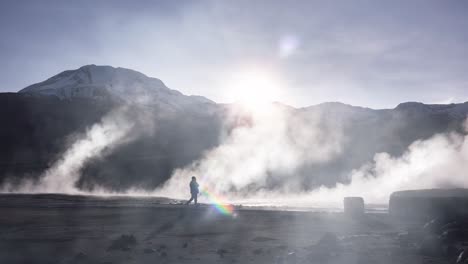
[0,194,450,264]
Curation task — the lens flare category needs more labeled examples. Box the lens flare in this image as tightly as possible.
[224,66,284,114]
[200,187,235,216]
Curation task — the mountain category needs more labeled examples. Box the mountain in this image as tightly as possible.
[1,65,468,192]
[19,65,214,111]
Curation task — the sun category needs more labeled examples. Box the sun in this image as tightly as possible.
[225,67,283,113]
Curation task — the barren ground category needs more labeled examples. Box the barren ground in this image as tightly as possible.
[0,194,448,264]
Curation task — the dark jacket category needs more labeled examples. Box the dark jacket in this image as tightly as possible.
[190,180,199,194]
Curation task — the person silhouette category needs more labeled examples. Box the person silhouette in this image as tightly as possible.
[185,176,199,205]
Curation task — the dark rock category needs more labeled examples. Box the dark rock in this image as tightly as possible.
[442,244,463,259]
[306,248,331,263]
[396,232,411,247]
[439,229,468,244]
[285,252,297,264]
[74,252,87,260]
[317,232,340,249]
[276,245,288,250]
[217,248,228,258]
[252,236,276,242]
[160,251,168,257]
[107,234,138,251]
[303,233,340,263]
[143,248,156,254]
[343,197,365,217]
[182,242,188,248]
[252,248,263,255]
[419,235,443,256]
[457,250,468,263]
[275,252,297,264]
[442,221,463,232]
[157,244,167,252]
[389,189,468,220]
[423,218,444,235]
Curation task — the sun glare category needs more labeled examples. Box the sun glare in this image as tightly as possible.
[225,67,283,112]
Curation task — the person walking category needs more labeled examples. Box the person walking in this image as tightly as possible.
[186,176,199,205]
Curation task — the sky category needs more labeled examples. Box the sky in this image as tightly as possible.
[1,0,468,109]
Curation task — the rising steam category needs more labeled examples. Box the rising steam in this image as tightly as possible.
[156,104,346,199]
[309,120,468,205]
[2,98,467,208]
[157,105,468,207]
[1,105,153,194]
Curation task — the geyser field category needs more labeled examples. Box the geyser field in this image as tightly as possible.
[0,193,457,264]
[3,0,468,262]
[2,66,468,207]
[0,65,468,264]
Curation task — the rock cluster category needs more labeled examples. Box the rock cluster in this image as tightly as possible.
[399,218,468,263]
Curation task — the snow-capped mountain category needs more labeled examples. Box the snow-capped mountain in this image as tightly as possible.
[19,65,213,109]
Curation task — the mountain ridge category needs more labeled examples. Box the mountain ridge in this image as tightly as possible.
[17,65,468,114]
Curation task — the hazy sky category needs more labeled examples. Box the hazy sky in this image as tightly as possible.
[1,0,468,108]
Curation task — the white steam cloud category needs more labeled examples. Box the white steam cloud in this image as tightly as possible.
[156,104,346,199]
[314,121,468,204]
[2,98,467,209]
[1,106,149,194]
[157,107,468,207]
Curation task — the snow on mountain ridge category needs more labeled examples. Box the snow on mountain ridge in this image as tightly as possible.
[19,65,213,108]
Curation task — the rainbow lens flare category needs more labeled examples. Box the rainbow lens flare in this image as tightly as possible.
[201,188,235,216]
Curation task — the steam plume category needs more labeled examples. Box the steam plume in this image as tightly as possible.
[157,107,468,207]
[156,104,345,199]
[1,106,150,193]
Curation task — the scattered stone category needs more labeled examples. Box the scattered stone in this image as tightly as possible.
[306,233,341,262]
[252,248,263,255]
[442,221,462,232]
[317,232,340,249]
[107,234,138,251]
[439,229,468,244]
[275,252,297,264]
[285,252,297,264]
[306,247,332,262]
[252,236,276,242]
[423,219,444,235]
[397,232,410,246]
[217,248,228,258]
[74,252,87,260]
[457,250,468,263]
[276,245,288,250]
[143,248,156,254]
[157,244,167,252]
[419,235,443,256]
[442,244,462,259]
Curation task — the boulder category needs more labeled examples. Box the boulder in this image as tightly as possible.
[343,197,365,216]
[423,218,444,235]
[439,229,468,244]
[389,189,468,220]
[457,250,468,263]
